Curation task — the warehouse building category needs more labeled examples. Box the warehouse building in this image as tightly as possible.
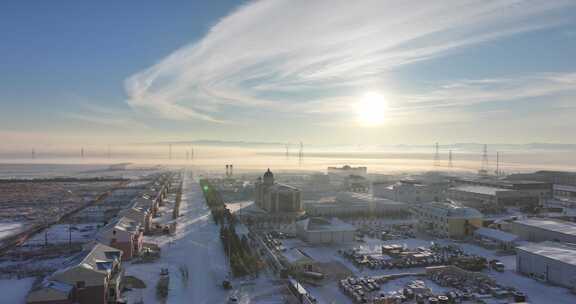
[517,241,576,288]
[373,179,448,203]
[303,192,409,218]
[295,217,356,244]
[508,218,576,243]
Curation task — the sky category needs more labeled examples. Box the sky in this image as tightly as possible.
[2,0,576,147]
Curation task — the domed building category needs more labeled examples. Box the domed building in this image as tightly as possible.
[255,169,304,215]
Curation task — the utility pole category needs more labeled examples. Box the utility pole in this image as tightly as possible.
[285,144,289,159]
[107,145,111,159]
[81,147,84,159]
[31,148,36,159]
[433,143,440,167]
[169,144,172,160]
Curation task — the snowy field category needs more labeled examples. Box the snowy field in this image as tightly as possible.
[21,223,103,247]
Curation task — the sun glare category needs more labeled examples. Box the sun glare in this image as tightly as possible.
[356,92,387,126]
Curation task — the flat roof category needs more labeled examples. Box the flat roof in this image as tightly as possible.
[513,218,576,236]
[474,227,518,243]
[451,185,512,196]
[517,241,576,266]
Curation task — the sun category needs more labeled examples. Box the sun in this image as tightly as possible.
[355,92,387,126]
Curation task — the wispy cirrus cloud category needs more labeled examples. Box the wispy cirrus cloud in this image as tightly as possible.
[125,0,576,123]
[399,72,576,110]
[63,103,149,129]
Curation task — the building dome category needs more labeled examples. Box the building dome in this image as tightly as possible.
[263,168,274,185]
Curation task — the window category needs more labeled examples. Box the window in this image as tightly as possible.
[77,281,86,289]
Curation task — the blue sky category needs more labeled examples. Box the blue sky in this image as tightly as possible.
[2,0,576,146]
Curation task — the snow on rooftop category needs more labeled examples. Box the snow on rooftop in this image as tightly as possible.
[298,217,356,232]
[474,227,519,243]
[0,221,26,241]
[514,218,576,236]
[451,185,512,196]
[517,241,576,266]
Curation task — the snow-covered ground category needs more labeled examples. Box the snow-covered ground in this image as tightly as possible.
[282,236,576,304]
[0,221,26,241]
[0,277,35,303]
[21,223,102,246]
[124,174,285,304]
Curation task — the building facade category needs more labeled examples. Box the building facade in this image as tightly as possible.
[508,218,576,243]
[412,202,483,238]
[517,241,576,289]
[255,169,303,214]
[295,217,356,243]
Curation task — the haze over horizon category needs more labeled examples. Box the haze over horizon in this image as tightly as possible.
[2,0,576,147]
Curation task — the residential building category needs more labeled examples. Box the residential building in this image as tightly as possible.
[27,242,123,304]
[412,202,483,238]
[97,216,143,260]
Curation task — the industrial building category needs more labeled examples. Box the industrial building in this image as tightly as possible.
[295,217,356,244]
[255,169,304,214]
[327,165,367,177]
[508,218,576,243]
[373,180,447,203]
[304,192,409,218]
[447,179,548,212]
[517,241,576,289]
[412,202,483,238]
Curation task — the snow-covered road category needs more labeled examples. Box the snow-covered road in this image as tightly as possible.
[166,175,229,303]
[125,173,229,304]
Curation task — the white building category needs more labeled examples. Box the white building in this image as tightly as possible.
[295,217,356,244]
[508,218,576,243]
[517,241,576,288]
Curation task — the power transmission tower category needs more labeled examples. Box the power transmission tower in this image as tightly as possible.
[479,144,489,176]
[433,143,440,167]
[169,144,172,160]
[31,148,36,159]
[285,144,289,159]
[298,142,304,165]
[81,147,84,158]
[107,145,111,159]
[448,150,453,168]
